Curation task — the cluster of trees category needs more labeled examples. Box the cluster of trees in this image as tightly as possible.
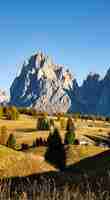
[5,106,110,122]
[37,117,50,130]
[45,117,76,170]
[0,106,19,120]
[36,116,76,146]
[32,138,47,147]
[68,112,110,122]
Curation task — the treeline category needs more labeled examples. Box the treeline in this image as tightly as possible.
[0,105,110,122]
[66,112,110,122]
[16,107,110,122]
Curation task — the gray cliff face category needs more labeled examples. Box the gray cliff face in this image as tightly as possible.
[96,69,110,116]
[10,51,79,113]
[79,73,102,114]
[78,69,110,116]
[10,51,110,116]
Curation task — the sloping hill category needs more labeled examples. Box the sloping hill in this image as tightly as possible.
[0,145,55,178]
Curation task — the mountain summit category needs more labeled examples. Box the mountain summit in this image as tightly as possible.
[10,51,78,113]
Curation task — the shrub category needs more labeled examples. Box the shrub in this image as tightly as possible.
[7,133,16,149]
[6,106,19,120]
[74,139,80,145]
[45,128,66,170]
[66,117,75,132]
[65,130,75,145]
[0,126,8,145]
[105,117,110,122]
[3,106,9,118]
[65,118,75,145]
[37,117,50,130]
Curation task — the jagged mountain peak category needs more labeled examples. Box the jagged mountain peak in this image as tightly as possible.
[10,51,77,113]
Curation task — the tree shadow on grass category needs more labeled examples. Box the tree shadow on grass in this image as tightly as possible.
[65,149,110,174]
[2,149,110,198]
[84,134,110,147]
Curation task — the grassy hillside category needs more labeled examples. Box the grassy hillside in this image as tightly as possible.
[0,145,56,178]
[0,144,107,178]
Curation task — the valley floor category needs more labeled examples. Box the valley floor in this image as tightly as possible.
[0,114,110,177]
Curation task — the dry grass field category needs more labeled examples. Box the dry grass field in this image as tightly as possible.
[0,114,110,178]
[0,114,109,144]
[0,145,56,178]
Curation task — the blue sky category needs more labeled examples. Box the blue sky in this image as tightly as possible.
[0,0,110,92]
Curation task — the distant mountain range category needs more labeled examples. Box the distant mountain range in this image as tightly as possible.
[9,51,110,116]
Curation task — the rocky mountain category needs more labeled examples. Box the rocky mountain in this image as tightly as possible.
[10,51,80,113]
[10,51,110,116]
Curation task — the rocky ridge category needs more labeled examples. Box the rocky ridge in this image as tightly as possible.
[10,51,110,116]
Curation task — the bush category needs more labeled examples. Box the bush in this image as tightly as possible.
[66,117,75,132]
[0,126,8,145]
[65,117,75,145]
[7,133,16,149]
[105,117,110,122]
[74,139,80,145]
[45,128,66,170]
[6,106,19,120]
[37,117,50,130]
[65,130,75,145]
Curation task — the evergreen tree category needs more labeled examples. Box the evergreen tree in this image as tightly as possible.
[37,117,50,130]
[65,117,75,145]
[66,117,75,132]
[7,134,16,149]
[45,128,66,170]
[65,130,75,145]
